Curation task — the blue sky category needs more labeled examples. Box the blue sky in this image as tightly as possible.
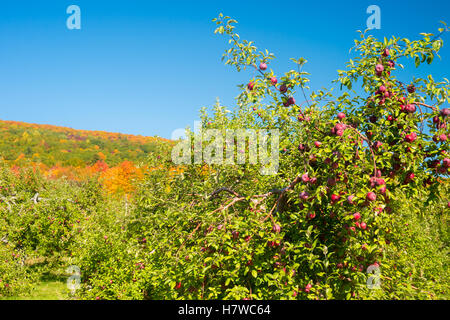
[0,0,449,138]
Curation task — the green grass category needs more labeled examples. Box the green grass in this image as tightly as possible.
[2,261,72,300]
[9,279,67,300]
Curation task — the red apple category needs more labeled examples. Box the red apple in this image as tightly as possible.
[301,173,310,183]
[347,195,355,204]
[375,64,384,73]
[366,192,376,201]
[337,112,346,120]
[272,224,281,233]
[331,194,340,202]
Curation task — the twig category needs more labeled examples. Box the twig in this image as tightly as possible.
[209,187,242,199]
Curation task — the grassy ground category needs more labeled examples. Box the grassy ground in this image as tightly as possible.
[2,258,71,300]
[6,278,67,300]
[2,273,69,300]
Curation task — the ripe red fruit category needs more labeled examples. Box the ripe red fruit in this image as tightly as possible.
[272,224,281,233]
[175,282,182,290]
[337,112,346,120]
[287,97,296,106]
[314,141,322,148]
[279,84,287,93]
[259,62,267,70]
[304,283,312,293]
[307,212,316,219]
[379,85,386,92]
[406,104,416,113]
[366,192,376,202]
[232,231,239,239]
[335,123,346,131]
[404,131,417,142]
[247,82,254,90]
[375,64,384,73]
[301,173,310,183]
[407,85,415,93]
[387,115,393,121]
[353,212,361,220]
[382,48,390,57]
[347,195,355,204]
[387,60,395,68]
[440,108,449,117]
[360,222,367,230]
[439,134,447,142]
[443,158,450,168]
[270,77,277,85]
[331,194,340,202]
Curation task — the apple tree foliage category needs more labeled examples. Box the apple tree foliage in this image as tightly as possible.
[76,15,449,300]
[2,14,448,300]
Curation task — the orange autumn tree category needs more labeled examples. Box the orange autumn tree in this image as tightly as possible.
[100,160,144,197]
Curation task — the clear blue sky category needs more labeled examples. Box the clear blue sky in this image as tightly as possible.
[0,0,449,138]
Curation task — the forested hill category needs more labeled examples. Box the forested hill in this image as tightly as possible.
[0,119,170,167]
